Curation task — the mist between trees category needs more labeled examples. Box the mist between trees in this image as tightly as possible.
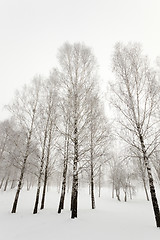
[0,42,160,227]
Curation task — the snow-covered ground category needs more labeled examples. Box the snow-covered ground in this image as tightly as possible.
[0,187,159,240]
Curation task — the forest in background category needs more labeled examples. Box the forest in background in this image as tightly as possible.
[0,42,160,227]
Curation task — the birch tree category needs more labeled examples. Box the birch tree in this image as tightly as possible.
[57,106,70,214]
[87,94,111,208]
[57,42,97,218]
[8,77,42,213]
[40,72,58,210]
[111,42,160,227]
[33,71,58,214]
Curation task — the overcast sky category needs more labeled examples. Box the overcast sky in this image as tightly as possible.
[0,0,160,119]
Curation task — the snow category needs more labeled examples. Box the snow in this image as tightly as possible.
[0,187,159,240]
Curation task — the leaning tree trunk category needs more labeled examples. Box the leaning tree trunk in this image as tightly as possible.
[58,162,68,213]
[33,127,48,214]
[58,129,69,214]
[4,176,9,191]
[116,188,121,201]
[40,124,52,210]
[11,105,36,214]
[58,148,69,213]
[139,157,150,201]
[139,133,160,227]
[11,153,28,213]
[11,174,17,189]
[40,161,48,210]
[144,156,160,227]
[11,133,32,214]
[142,176,150,201]
[0,177,5,189]
[33,156,45,214]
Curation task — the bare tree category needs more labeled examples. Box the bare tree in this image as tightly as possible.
[40,72,58,210]
[33,72,58,214]
[57,116,70,214]
[8,76,42,213]
[57,42,97,218]
[136,155,149,201]
[86,93,111,208]
[111,42,160,227]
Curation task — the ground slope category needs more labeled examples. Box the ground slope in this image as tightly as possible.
[0,188,159,240]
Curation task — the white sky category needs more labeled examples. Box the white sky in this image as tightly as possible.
[0,0,160,119]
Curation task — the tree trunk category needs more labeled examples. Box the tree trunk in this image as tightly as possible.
[142,177,150,201]
[33,155,45,214]
[40,164,48,210]
[88,183,91,195]
[98,165,102,198]
[112,181,115,198]
[91,176,95,209]
[66,174,70,193]
[71,172,78,218]
[11,153,28,213]
[139,157,149,201]
[40,124,52,210]
[26,179,31,191]
[90,158,95,209]
[33,121,49,214]
[145,161,160,227]
[33,157,44,214]
[90,119,96,208]
[11,179,16,189]
[11,106,36,214]
[40,174,48,210]
[58,177,66,213]
[139,134,160,227]
[116,189,121,201]
[33,185,41,214]
[124,191,127,202]
[58,163,68,213]
[4,176,9,191]
[129,185,132,200]
[58,131,69,214]
[0,177,5,189]
[71,119,78,219]
[127,177,132,200]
